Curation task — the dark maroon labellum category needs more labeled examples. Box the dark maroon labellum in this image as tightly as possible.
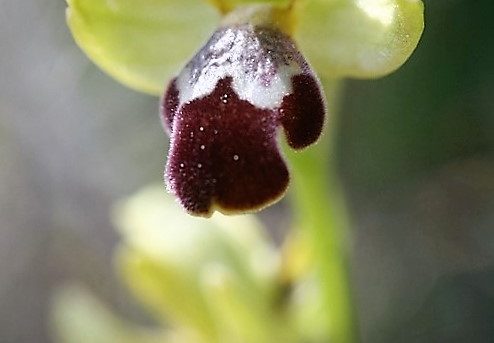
[161,24,326,217]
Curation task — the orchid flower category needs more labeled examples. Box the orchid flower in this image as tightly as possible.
[66,0,424,216]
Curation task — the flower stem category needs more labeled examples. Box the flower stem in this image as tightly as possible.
[285,79,358,343]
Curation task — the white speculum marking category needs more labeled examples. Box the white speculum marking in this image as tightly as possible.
[175,25,309,110]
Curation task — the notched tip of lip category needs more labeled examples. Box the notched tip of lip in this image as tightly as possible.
[170,172,290,218]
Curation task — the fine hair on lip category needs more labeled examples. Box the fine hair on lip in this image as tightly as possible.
[162,23,325,216]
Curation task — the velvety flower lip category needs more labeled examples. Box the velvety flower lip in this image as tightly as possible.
[66,0,424,216]
[162,23,325,217]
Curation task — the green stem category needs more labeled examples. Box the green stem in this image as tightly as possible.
[285,79,358,343]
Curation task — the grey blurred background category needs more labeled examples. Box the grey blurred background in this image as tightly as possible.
[1,0,493,342]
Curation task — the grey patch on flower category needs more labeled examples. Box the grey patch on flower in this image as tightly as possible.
[175,24,312,109]
[189,25,305,83]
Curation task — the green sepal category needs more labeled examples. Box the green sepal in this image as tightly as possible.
[66,0,219,95]
[297,0,425,78]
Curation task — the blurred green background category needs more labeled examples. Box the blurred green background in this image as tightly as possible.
[1,0,493,342]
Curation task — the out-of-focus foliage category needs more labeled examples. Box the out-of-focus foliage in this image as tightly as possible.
[52,186,330,343]
[51,285,163,343]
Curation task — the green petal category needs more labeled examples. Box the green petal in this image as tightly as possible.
[66,0,219,95]
[297,0,424,78]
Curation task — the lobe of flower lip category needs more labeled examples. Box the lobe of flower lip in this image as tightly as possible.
[162,24,325,217]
